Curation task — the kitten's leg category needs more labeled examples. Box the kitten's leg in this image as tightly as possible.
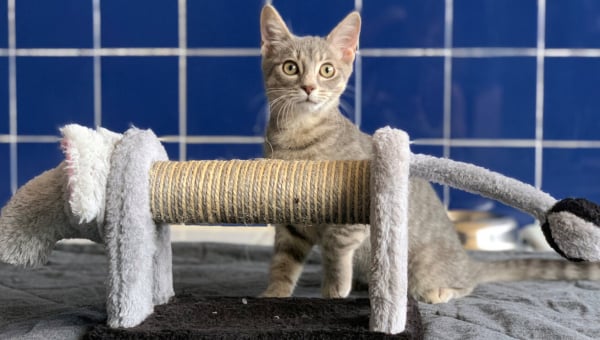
[261,224,314,297]
[320,225,368,298]
[152,222,174,305]
[409,247,479,304]
[321,247,356,298]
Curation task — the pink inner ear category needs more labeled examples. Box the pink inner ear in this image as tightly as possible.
[60,139,76,194]
[342,48,356,63]
[60,139,72,163]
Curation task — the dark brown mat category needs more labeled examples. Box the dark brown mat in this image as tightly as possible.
[85,293,423,339]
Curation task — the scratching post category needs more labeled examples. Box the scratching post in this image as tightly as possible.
[149,160,371,225]
[0,124,411,333]
[4,123,600,334]
[147,139,410,334]
[148,151,409,335]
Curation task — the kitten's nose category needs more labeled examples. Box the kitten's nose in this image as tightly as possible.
[301,85,315,95]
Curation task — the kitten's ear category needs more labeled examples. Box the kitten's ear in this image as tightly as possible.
[260,5,291,53]
[327,12,361,64]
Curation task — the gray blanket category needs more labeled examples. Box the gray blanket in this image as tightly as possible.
[421,251,600,339]
[1,243,600,339]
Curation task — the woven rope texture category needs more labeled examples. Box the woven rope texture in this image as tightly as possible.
[150,159,371,225]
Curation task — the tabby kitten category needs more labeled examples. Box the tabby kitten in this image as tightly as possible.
[259,4,600,303]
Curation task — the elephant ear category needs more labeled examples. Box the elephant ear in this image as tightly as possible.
[60,124,122,224]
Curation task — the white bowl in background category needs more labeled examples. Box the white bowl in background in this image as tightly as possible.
[448,210,518,251]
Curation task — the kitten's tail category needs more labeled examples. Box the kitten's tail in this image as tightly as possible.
[477,258,600,283]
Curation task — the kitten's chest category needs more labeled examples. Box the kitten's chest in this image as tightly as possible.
[265,126,371,161]
[266,130,333,159]
[267,143,367,161]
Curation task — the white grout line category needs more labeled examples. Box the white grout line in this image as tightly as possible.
[93,0,102,127]
[0,134,259,144]
[178,0,187,161]
[0,47,262,57]
[534,0,546,190]
[354,0,363,12]
[186,48,262,57]
[360,48,447,57]
[159,135,265,144]
[354,51,362,128]
[412,138,534,147]
[0,135,60,143]
[1,134,599,148]
[544,48,600,57]
[338,48,600,58]
[5,47,600,58]
[354,0,363,129]
[7,0,17,193]
[353,0,362,128]
[361,48,536,58]
[442,0,453,207]
[542,140,600,148]
[413,139,600,148]
[452,48,537,57]
[360,48,535,58]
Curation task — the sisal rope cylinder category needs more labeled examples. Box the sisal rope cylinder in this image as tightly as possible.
[150,159,371,225]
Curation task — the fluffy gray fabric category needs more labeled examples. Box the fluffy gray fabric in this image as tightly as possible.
[2,244,600,339]
[420,251,600,339]
[3,123,600,334]
[103,127,173,328]
[409,152,600,262]
[0,125,174,329]
[410,153,556,222]
[369,127,410,334]
[548,211,600,262]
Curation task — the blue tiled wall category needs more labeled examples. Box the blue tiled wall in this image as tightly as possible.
[1,0,599,228]
[17,0,92,48]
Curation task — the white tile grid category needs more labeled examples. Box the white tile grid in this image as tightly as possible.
[7,0,16,194]
[442,0,454,206]
[3,0,598,201]
[178,0,187,161]
[93,0,101,128]
[354,0,363,128]
[8,47,600,58]
[535,0,547,190]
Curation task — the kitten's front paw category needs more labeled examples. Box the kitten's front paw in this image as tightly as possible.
[260,286,293,298]
[421,288,455,303]
[420,287,471,304]
[322,283,351,298]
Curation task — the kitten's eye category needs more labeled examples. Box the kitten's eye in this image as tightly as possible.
[319,63,335,78]
[282,61,299,75]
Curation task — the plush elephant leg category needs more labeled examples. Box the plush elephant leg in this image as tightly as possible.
[103,127,171,328]
[369,127,410,334]
[105,207,155,328]
[153,222,174,305]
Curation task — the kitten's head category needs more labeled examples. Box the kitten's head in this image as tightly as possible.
[260,5,360,118]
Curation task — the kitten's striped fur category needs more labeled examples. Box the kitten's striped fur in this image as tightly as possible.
[259,5,600,303]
